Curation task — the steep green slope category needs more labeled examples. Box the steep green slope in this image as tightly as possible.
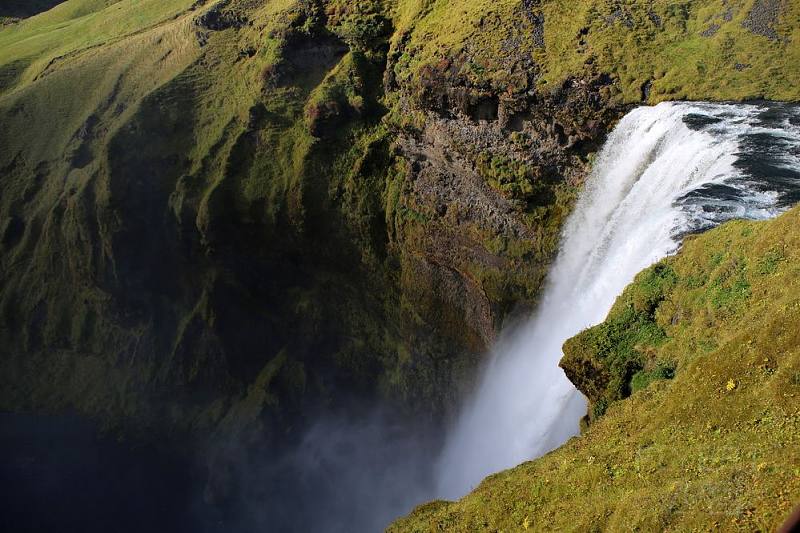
[0,0,186,88]
[390,206,800,532]
[0,0,799,487]
[0,0,431,439]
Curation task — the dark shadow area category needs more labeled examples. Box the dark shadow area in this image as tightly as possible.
[0,413,214,533]
[1,1,67,19]
[205,408,439,533]
[0,409,440,533]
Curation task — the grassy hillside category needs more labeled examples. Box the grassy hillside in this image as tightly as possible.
[0,0,189,89]
[390,206,800,532]
[0,0,484,443]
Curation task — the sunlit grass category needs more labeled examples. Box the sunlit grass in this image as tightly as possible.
[0,0,194,91]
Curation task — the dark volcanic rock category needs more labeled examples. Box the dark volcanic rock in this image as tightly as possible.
[743,0,786,41]
[391,45,623,347]
[521,0,546,48]
[196,3,248,31]
[605,6,634,29]
[701,23,721,37]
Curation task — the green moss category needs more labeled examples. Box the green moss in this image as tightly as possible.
[560,263,676,417]
[630,361,676,394]
[476,153,534,201]
[392,0,800,104]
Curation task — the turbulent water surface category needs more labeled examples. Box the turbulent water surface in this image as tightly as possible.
[435,101,800,499]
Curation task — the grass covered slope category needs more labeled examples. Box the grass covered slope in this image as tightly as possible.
[0,0,189,90]
[0,0,492,442]
[390,206,800,532]
[0,0,414,435]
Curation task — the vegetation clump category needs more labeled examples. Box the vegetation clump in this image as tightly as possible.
[561,262,677,422]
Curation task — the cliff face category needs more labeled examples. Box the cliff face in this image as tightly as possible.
[0,0,799,459]
[390,205,800,533]
[0,0,598,440]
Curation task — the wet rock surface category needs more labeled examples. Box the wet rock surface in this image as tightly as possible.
[389,56,622,345]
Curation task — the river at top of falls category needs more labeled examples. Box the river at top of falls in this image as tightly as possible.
[434,100,800,500]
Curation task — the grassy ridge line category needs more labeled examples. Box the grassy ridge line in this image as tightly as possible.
[0,0,198,94]
[390,206,800,532]
[0,6,204,175]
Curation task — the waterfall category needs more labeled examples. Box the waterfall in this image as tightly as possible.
[434,101,800,499]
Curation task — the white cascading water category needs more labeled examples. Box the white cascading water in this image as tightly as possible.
[434,101,800,499]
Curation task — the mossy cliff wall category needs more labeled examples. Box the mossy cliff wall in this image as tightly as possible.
[0,0,798,453]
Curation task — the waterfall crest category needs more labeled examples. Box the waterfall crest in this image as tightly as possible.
[435,101,800,499]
